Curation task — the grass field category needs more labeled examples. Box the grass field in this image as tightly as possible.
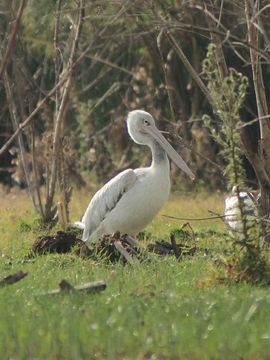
[1,187,270,359]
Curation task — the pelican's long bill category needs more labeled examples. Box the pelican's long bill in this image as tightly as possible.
[144,124,195,180]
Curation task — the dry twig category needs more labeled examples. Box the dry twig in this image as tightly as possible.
[166,30,218,114]
[3,71,40,212]
[0,0,26,80]
[45,0,85,221]
[43,279,106,296]
[0,271,28,287]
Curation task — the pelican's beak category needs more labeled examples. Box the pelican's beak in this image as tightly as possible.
[143,124,195,180]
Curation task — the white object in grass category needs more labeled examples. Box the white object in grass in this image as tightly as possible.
[224,187,257,231]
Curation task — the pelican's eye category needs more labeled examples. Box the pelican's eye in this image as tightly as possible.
[143,119,150,126]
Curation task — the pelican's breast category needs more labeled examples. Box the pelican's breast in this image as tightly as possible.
[102,165,171,235]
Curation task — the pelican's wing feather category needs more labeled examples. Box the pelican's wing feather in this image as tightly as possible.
[82,169,137,242]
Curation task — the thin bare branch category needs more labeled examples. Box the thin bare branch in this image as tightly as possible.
[161,23,270,63]
[46,0,85,217]
[30,124,45,218]
[3,71,40,212]
[88,82,120,116]
[0,72,69,158]
[0,0,26,80]
[166,30,218,114]
[157,29,176,122]
[54,0,63,112]
[237,114,270,129]
[203,0,227,79]
[84,53,133,75]
[162,214,227,221]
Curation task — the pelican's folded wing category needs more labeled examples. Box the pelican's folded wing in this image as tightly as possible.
[82,169,137,242]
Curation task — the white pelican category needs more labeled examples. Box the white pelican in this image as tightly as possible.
[80,110,194,245]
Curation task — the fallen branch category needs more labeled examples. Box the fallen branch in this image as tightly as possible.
[43,279,106,296]
[147,240,197,257]
[0,271,28,287]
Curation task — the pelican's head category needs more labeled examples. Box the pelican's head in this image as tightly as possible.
[127,110,156,145]
[126,110,194,179]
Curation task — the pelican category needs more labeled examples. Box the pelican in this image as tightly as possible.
[80,110,194,245]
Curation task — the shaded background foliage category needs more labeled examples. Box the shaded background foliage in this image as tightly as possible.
[1,0,270,192]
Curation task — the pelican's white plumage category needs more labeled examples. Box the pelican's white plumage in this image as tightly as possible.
[81,110,193,245]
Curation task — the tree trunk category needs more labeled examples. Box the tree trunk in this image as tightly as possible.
[243,0,270,217]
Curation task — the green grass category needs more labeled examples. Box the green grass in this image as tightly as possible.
[1,188,270,359]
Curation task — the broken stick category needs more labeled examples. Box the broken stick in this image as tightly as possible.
[43,279,106,296]
[0,271,28,287]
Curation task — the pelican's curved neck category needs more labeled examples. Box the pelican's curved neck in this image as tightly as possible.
[150,140,170,169]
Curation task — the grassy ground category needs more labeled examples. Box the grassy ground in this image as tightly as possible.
[1,187,270,359]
